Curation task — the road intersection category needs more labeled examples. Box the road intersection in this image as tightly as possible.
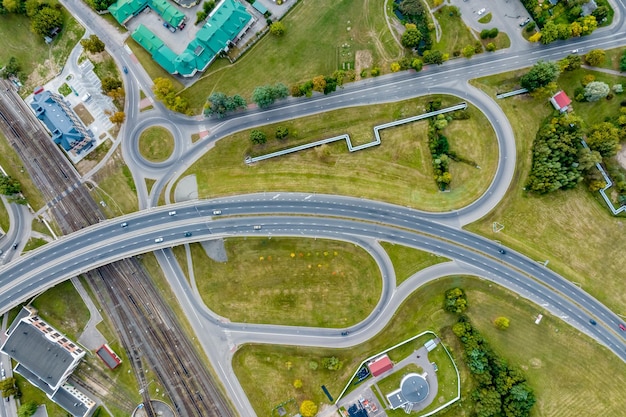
[2,0,626,414]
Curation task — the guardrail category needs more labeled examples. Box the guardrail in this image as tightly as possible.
[245,102,468,164]
[496,88,528,99]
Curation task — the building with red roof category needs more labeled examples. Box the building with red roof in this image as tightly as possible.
[550,91,572,112]
[96,344,122,369]
[368,354,393,377]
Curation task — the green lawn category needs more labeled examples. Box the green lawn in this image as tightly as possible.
[178,0,401,112]
[176,95,498,212]
[0,10,84,94]
[468,69,626,315]
[138,126,175,162]
[0,198,9,234]
[30,280,90,342]
[14,374,67,417]
[379,241,450,286]
[193,238,381,327]
[376,363,424,395]
[232,276,626,417]
[0,131,46,210]
[432,6,478,55]
[23,237,48,252]
[88,147,138,216]
[600,47,624,71]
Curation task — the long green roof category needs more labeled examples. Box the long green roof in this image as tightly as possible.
[127,0,252,77]
[109,0,184,26]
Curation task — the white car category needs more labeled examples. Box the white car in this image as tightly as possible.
[253,225,262,230]
[477,8,486,15]
[212,210,222,215]
[168,210,177,216]
[154,237,164,243]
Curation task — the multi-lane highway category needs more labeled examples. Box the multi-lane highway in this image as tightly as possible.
[2,0,626,414]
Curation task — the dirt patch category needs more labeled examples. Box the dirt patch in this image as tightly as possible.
[26,58,61,92]
[354,50,373,79]
[74,103,95,126]
[617,146,626,170]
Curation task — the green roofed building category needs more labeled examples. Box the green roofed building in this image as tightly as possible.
[128,0,253,77]
[109,0,185,26]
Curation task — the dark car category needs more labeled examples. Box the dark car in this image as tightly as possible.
[498,249,506,254]
[184,231,192,237]
[123,66,128,74]
[589,319,597,325]
[341,331,349,336]
[519,17,531,27]
[12,242,18,250]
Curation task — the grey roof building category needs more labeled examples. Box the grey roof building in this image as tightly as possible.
[386,373,430,413]
[30,90,94,156]
[1,307,96,417]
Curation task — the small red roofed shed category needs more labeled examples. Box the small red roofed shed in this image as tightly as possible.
[96,344,122,369]
[368,354,393,377]
[549,91,571,112]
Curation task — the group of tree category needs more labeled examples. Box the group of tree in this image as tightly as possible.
[394,0,433,54]
[520,0,606,33]
[81,34,105,54]
[584,48,605,66]
[0,377,18,398]
[452,315,536,417]
[251,83,289,108]
[152,77,189,113]
[195,0,216,24]
[291,71,352,97]
[321,356,343,371]
[0,0,65,38]
[390,56,424,73]
[0,57,21,79]
[525,113,584,193]
[558,54,582,72]
[479,28,499,39]
[520,61,560,92]
[204,92,247,118]
[529,15,598,44]
[444,287,468,313]
[0,175,22,196]
[17,402,38,417]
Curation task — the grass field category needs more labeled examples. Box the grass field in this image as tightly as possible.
[432,6,478,55]
[14,374,67,417]
[138,126,175,162]
[376,363,423,394]
[193,238,381,327]
[0,131,46,210]
[176,95,498,212]
[0,199,9,234]
[468,69,626,314]
[600,47,624,71]
[91,148,139,216]
[379,242,450,286]
[232,276,626,416]
[24,237,48,251]
[30,280,90,342]
[0,10,84,94]
[126,39,184,92]
[178,0,401,112]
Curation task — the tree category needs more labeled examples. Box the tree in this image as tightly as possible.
[559,54,582,71]
[195,10,207,24]
[101,77,122,93]
[17,402,38,417]
[250,129,266,145]
[586,122,620,157]
[321,356,342,370]
[579,15,597,35]
[269,21,285,36]
[444,287,467,313]
[24,0,42,17]
[2,0,21,13]
[31,6,62,37]
[401,28,421,48]
[462,45,475,58]
[109,111,125,125]
[275,126,288,139]
[584,81,610,102]
[1,57,20,79]
[0,175,21,195]
[205,92,246,117]
[422,50,444,65]
[81,34,105,54]
[0,377,17,398]
[300,400,318,417]
[520,60,559,91]
[585,49,605,66]
[570,21,583,37]
[539,20,559,44]
[494,317,510,330]
[293,379,303,389]
[312,75,326,93]
[411,58,423,71]
[252,83,288,108]
[620,50,626,71]
[486,42,496,52]
[390,62,401,72]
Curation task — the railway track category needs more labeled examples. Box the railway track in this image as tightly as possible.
[0,81,235,417]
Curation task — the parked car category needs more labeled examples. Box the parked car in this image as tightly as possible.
[519,17,531,27]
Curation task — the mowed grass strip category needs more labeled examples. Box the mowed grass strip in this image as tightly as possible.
[379,241,450,286]
[432,7,478,54]
[178,0,400,112]
[179,95,498,212]
[232,276,626,417]
[192,238,381,327]
[468,70,626,314]
[138,126,175,162]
